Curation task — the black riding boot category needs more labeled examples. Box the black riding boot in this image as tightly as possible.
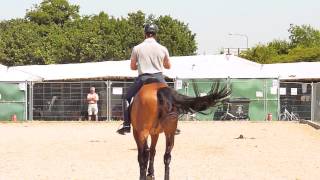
[117,102,131,135]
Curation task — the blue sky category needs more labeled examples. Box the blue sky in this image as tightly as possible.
[0,0,319,54]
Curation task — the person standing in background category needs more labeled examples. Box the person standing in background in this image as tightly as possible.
[87,87,99,121]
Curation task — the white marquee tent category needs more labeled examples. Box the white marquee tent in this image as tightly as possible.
[0,64,42,82]
[164,55,274,79]
[1,55,320,81]
[8,55,277,81]
[11,60,136,81]
[0,64,7,71]
[262,62,320,80]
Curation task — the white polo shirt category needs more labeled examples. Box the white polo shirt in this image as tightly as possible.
[130,38,169,75]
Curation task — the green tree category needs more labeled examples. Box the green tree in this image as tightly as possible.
[0,50,6,65]
[241,44,278,64]
[0,35,6,61]
[272,46,320,63]
[0,1,197,65]
[267,40,290,55]
[155,15,197,56]
[241,24,320,63]
[0,19,46,66]
[289,24,320,48]
[125,11,145,56]
[25,0,80,26]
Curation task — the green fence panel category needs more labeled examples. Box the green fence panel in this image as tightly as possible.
[248,100,265,120]
[176,78,279,121]
[177,79,224,120]
[266,100,279,121]
[0,103,25,120]
[0,82,26,121]
[265,79,279,121]
[0,83,25,101]
[231,79,279,121]
[231,79,263,121]
[230,79,264,99]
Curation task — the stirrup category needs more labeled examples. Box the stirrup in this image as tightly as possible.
[175,128,181,135]
[117,125,131,135]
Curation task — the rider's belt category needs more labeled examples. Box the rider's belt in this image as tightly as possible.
[139,72,163,77]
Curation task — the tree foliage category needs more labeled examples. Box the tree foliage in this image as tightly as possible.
[0,0,196,66]
[25,0,80,26]
[289,24,320,48]
[241,24,320,63]
[155,15,197,56]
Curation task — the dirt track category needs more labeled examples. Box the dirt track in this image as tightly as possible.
[0,121,320,180]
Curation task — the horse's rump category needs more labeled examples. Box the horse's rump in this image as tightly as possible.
[131,82,168,134]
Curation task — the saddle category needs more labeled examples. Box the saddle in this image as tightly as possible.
[143,78,163,85]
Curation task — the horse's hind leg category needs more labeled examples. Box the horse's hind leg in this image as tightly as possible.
[144,140,150,171]
[147,134,159,180]
[134,130,149,180]
[160,116,178,180]
[164,134,175,180]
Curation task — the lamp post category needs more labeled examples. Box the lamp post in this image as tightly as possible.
[228,33,249,49]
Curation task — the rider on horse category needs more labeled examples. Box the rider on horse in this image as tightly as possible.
[117,23,172,135]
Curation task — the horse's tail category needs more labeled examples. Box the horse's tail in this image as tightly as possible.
[157,81,231,117]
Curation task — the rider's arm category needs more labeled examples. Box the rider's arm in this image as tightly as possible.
[130,57,138,70]
[163,48,171,69]
[130,47,138,70]
[164,55,171,69]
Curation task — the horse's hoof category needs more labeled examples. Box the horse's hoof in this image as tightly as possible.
[146,175,155,180]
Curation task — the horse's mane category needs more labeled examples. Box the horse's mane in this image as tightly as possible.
[157,81,231,118]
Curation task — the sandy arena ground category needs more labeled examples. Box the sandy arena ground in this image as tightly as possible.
[0,121,320,180]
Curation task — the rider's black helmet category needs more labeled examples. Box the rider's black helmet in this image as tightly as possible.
[144,23,158,35]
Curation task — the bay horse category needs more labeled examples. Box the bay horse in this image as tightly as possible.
[130,80,230,180]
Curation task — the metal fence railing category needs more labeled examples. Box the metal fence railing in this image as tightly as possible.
[279,82,312,120]
[32,81,111,120]
[26,80,317,121]
[108,81,133,121]
[312,82,320,123]
[31,80,175,121]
